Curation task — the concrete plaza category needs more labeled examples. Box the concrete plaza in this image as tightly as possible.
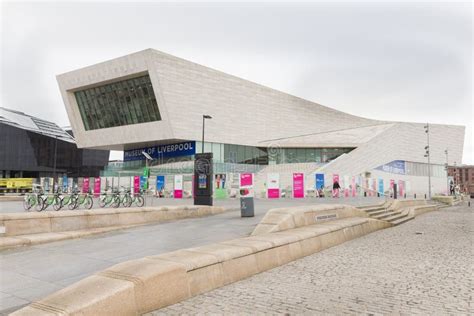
[149,203,473,315]
[0,197,383,314]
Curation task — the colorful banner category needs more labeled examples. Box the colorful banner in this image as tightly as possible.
[240,173,253,187]
[293,173,304,198]
[174,175,183,199]
[140,176,147,189]
[351,176,356,197]
[378,178,384,195]
[344,175,350,197]
[372,178,377,196]
[315,173,325,190]
[93,177,101,197]
[83,177,90,193]
[398,180,404,197]
[68,178,73,193]
[332,174,340,198]
[267,173,280,199]
[156,176,165,193]
[62,175,68,192]
[133,176,140,194]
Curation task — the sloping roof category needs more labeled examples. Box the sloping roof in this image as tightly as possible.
[258,123,396,148]
[0,107,75,143]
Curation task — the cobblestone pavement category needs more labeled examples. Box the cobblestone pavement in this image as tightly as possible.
[149,204,474,315]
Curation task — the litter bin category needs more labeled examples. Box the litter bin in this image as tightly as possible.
[240,197,254,217]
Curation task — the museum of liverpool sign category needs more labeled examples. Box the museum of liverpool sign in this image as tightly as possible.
[124,141,196,162]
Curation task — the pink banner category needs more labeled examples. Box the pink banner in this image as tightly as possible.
[268,189,280,199]
[372,178,377,196]
[332,174,340,198]
[134,176,140,194]
[351,176,356,197]
[398,180,404,197]
[82,178,90,193]
[390,179,395,189]
[240,173,253,187]
[93,177,101,197]
[293,173,304,198]
[174,190,183,199]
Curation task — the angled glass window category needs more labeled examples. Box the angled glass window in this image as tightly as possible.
[74,74,161,130]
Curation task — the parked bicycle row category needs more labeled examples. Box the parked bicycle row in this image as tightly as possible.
[23,186,145,211]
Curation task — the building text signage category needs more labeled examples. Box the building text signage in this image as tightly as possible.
[124,141,196,161]
[375,160,406,175]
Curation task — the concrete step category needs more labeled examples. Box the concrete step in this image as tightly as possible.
[367,209,389,216]
[385,213,409,223]
[390,215,414,226]
[372,211,401,220]
[359,206,385,212]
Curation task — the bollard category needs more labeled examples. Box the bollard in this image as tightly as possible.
[377,192,380,197]
[364,192,367,197]
[469,201,471,207]
[425,194,427,199]
[414,193,417,199]
[404,193,406,199]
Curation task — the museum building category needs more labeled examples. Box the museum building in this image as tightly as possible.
[56,49,465,194]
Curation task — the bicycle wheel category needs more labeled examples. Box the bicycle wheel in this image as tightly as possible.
[99,196,107,208]
[112,196,120,208]
[53,197,62,211]
[23,197,33,211]
[68,197,77,210]
[36,196,45,212]
[85,196,93,210]
[125,195,132,207]
[136,196,145,207]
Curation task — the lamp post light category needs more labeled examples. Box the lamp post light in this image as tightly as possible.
[424,123,431,199]
[202,115,212,153]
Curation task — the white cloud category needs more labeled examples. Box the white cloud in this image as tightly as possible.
[1,1,472,163]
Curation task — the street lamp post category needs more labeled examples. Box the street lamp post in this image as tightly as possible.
[53,136,58,192]
[202,115,212,153]
[444,149,449,195]
[424,123,431,199]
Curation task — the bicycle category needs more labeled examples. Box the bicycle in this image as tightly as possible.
[59,190,78,210]
[112,187,132,208]
[126,189,145,207]
[38,192,62,211]
[70,190,94,210]
[99,189,120,208]
[23,186,43,211]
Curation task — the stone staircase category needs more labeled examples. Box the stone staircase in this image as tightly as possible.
[358,203,414,226]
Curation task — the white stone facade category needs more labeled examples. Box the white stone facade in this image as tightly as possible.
[56,49,465,194]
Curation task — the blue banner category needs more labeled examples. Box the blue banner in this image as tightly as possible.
[124,141,196,162]
[315,173,325,190]
[156,175,165,192]
[62,175,68,192]
[375,160,406,175]
[140,176,147,189]
[378,178,384,194]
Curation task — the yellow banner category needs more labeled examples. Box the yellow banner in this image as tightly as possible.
[0,178,34,189]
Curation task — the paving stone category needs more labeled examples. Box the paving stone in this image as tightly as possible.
[148,204,473,315]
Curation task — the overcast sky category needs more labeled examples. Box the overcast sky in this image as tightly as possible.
[1,1,472,163]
